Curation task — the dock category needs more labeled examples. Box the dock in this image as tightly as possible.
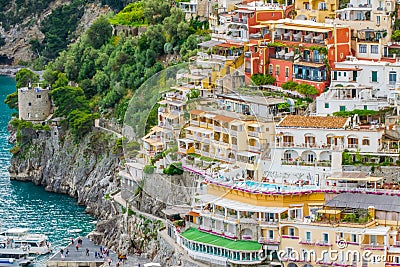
[46,237,150,267]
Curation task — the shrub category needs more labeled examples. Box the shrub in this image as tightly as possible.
[251,74,276,85]
[143,164,155,174]
[163,162,183,175]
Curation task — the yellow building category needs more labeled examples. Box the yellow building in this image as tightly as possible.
[295,0,338,22]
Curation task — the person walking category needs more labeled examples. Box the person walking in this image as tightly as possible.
[107,257,112,266]
[86,248,89,256]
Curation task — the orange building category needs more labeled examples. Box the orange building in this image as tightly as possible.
[245,19,352,93]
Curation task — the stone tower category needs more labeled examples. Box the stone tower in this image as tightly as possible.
[18,84,52,122]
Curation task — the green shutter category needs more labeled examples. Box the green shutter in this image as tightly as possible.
[372,71,378,82]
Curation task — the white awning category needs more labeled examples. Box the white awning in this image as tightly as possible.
[178,138,195,143]
[276,24,331,33]
[237,151,259,157]
[364,227,390,235]
[186,126,213,135]
[197,194,287,213]
[235,9,255,13]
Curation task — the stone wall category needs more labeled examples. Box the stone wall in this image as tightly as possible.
[18,87,52,121]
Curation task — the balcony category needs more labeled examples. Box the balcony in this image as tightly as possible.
[258,237,280,245]
[298,239,316,245]
[294,74,325,82]
[270,54,294,61]
[348,144,359,149]
[282,235,300,239]
[231,17,247,24]
[247,131,260,138]
[300,57,324,64]
[315,241,333,247]
[361,243,385,250]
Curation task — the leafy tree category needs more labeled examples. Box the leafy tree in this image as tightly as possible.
[67,110,98,139]
[143,0,171,25]
[281,81,298,91]
[53,72,69,89]
[4,91,18,109]
[392,30,400,42]
[93,70,110,93]
[86,16,113,49]
[251,74,276,85]
[15,69,39,88]
[50,86,89,116]
[295,84,319,96]
[163,162,183,175]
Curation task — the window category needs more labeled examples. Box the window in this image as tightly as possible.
[351,234,357,243]
[28,102,32,106]
[37,95,41,99]
[339,232,344,239]
[371,45,379,54]
[362,139,370,146]
[377,15,381,25]
[389,71,397,85]
[306,231,311,241]
[338,71,342,77]
[289,228,295,236]
[268,230,274,240]
[372,71,378,82]
[323,233,329,244]
[359,44,367,53]
[325,103,329,108]
[269,64,273,74]
[285,67,289,78]
[344,72,347,77]
[340,106,346,111]
[276,65,280,76]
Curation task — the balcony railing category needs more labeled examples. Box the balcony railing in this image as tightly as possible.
[270,54,294,61]
[294,74,325,82]
[282,235,300,239]
[299,239,316,245]
[361,243,385,250]
[259,237,280,245]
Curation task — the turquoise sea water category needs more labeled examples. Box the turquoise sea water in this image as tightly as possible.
[0,75,95,266]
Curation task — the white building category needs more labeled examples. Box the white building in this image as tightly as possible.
[316,67,389,115]
[334,57,400,100]
[270,115,384,176]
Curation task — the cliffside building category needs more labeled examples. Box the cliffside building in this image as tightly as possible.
[18,85,52,122]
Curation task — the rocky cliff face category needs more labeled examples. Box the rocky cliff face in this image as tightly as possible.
[0,1,109,64]
[9,125,120,218]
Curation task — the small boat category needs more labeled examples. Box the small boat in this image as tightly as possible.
[0,228,51,255]
[0,240,32,267]
[67,229,82,234]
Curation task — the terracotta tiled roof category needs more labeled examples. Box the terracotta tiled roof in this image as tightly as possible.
[213,114,237,122]
[190,109,205,115]
[277,115,349,129]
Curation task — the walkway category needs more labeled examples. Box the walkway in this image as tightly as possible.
[94,119,123,138]
[46,237,149,267]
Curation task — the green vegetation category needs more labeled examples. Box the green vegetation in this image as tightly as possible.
[333,109,378,117]
[163,162,184,175]
[31,0,88,60]
[4,91,18,110]
[39,2,204,129]
[281,81,319,97]
[143,164,155,174]
[15,69,39,88]
[251,74,276,85]
[267,41,286,47]
[109,2,146,26]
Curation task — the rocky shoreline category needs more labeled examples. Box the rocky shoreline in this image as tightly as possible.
[0,66,22,77]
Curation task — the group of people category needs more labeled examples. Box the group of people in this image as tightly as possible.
[58,237,128,266]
